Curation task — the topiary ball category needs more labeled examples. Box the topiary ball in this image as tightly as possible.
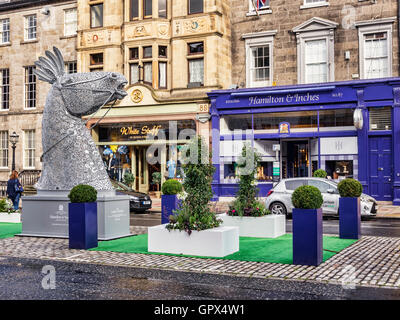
[292,185,323,209]
[313,169,327,178]
[68,184,97,203]
[162,179,183,195]
[337,178,363,197]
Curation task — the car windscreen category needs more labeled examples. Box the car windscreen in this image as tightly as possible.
[285,180,307,190]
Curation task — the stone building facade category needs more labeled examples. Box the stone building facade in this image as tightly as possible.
[0,0,77,181]
[231,0,399,87]
[77,0,231,193]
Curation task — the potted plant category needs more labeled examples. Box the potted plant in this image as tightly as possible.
[292,185,324,266]
[0,198,20,223]
[152,172,162,198]
[313,169,327,178]
[123,172,135,189]
[161,179,183,224]
[68,184,98,250]
[338,178,362,239]
[148,136,239,257]
[221,144,285,238]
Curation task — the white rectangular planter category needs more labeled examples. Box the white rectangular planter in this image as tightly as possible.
[0,212,21,223]
[219,213,286,238]
[148,224,239,257]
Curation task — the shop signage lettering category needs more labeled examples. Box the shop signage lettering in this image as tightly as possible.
[120,125,162,137]
[249,93,320,106]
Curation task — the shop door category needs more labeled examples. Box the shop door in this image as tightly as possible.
[369,136,393,201]
[134,147,149,193]
[286,141,309,178]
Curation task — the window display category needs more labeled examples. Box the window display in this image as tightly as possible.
[325,160,353,181]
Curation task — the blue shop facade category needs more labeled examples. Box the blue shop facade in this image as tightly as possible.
[207,78,400,205]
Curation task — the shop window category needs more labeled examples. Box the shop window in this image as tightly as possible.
[319,109,355,130]
[257,162,273,182]
[220,114,252,132]
[159,0,167,18]
[369,107,392,131]
[253,111,318,133]
[311,161,318,176]
[188,0,203,14]
[224,163,238,180]
[325,160,353,180]
[90,3,103,28]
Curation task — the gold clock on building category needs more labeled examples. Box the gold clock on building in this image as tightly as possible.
[131,89,143,103]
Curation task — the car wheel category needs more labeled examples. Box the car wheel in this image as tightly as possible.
[269,202,287,216]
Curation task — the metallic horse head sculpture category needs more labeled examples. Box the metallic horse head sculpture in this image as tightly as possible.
[34,47,127,191]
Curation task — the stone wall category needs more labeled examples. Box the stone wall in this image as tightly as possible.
[231,0,399,87]
[0,1,77,181]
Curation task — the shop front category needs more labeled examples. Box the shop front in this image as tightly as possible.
[208,78,400,204]
[87,85,210,193]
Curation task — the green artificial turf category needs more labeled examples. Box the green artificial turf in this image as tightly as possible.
[90,233,358,265]
[0,222,22,239]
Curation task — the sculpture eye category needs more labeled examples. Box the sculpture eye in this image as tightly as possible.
[111,73,118,79]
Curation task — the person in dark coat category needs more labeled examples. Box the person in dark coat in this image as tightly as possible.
[6,170,23,211]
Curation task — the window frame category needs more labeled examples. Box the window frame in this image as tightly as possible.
[23,129,35,169]
[0,130,8,169]
[64,8,77,37]
[300,0,329,9]
[90,3,103,28]
[296,31,335,84]
[244,32,275,88]
[247,0,271,16]
[130,0,139,20]
[0,68,10,110]
[0,18,10,44]
[24,66,36,110]
[188,0,203,15]
[65,61,77,74]
[24,14,37,41]
[158,0,167,18]
[187,41,204,87]
[358,23,393,80]
[143,0,153,18]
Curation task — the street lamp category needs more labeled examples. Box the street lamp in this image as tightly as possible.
[9,131,19,171]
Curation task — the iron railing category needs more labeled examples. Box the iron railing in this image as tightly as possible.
[19,170,41,187]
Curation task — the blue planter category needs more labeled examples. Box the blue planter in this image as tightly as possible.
[292,208,323,266]
[161,195,180,224]
[68,202,98,249]
[339,197,361,239]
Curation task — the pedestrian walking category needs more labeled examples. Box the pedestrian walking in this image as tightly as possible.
[6,170,23,211]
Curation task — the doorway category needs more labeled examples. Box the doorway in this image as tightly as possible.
[282,140,310,178]
[369,136,393,201]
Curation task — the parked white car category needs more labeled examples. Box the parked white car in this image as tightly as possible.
[265,178,377,217]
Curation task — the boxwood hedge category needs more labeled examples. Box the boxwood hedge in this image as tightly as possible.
[291,185,323,209]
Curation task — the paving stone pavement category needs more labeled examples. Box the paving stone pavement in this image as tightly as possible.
[0,226,399,290]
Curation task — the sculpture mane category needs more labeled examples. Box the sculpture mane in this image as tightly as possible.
[34,47,127,191]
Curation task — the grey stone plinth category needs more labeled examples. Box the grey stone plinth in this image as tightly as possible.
[20,190,130,240]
